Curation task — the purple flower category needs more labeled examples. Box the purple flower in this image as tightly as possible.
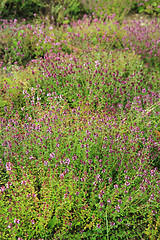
[118,199,122,204]
[44,161,49,166]
[96,174,101,181]
[125,181,130,187]
[81,177,85,182]
[6,162,13,171]
[14,218,20,224]
[31,219,35,224]
[6,181,12,189]
[50,152,55,158]
[96,223,101,229]
[128,196,132,201]
[100,202,104,207]
[115,205,120,212]
[107,199,111,204]
[65,158,70,165]
[114,184,118,189]
[142,88,146,93]
[0,186,5,193]
[21,180,27,185]
[8,223,13,228]
[110,222,115,226]
[108,177,112,184]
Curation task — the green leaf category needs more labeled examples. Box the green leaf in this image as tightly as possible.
[138,6,145,13]
[152,2,157,7]
[48,216,57,229]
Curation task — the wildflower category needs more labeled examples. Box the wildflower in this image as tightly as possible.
[50,152,55,158]
[128,196,132,201]
[8,223,12,228]
[142,88,146,93]
[118,199,122,204]
[96,223,101,229]
[115,205,120,212]
[6,181,12,189]
[108,177,112,184]
[6,162,13,171]
[44,161,49,166]
[125,181,130,187]
[81,177,85,182]
[100,202,104,207]
[65,158,70,165]
[31,219,35,224]
[14,218,20,224]
[0,186,5,192]
[21,180,27,185]
[110,222,115,226]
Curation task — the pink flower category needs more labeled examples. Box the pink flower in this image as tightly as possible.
[108,177,112,184]
[14,218,20,224]
[8,223,13,228]
[97,223,101,229]
[6,162,13,171]
[110,222,115,226]
[50,152,55,158]
[31,219,35,224]
[0,186,5,192]
[21,180,26,185]
[115,205,120,212]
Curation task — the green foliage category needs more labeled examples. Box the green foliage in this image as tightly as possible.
[0,0,88,25]
[133,0,160,16]
[0,0,47,20]
[0,65,31,117]
[82,0,136,22]
[40,0,88,26]
[145,214,160,239]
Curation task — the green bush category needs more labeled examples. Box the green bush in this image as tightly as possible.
[0,0,88,25]
[132,0,160,16]
[0,0,47,20]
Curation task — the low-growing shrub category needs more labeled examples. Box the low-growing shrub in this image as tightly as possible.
[0,4,160,240]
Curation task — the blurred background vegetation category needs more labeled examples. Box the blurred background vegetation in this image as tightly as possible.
[0,0,160,25]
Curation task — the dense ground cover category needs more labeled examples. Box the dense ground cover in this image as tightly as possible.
[0,1,160,239]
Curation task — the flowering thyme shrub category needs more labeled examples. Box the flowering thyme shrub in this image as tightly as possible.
[0,7,160,240]
[82,0,136,22]
[0,19,60,66]
[68,16,127,51]
[0,101,160,239]
[122,17,160,70]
